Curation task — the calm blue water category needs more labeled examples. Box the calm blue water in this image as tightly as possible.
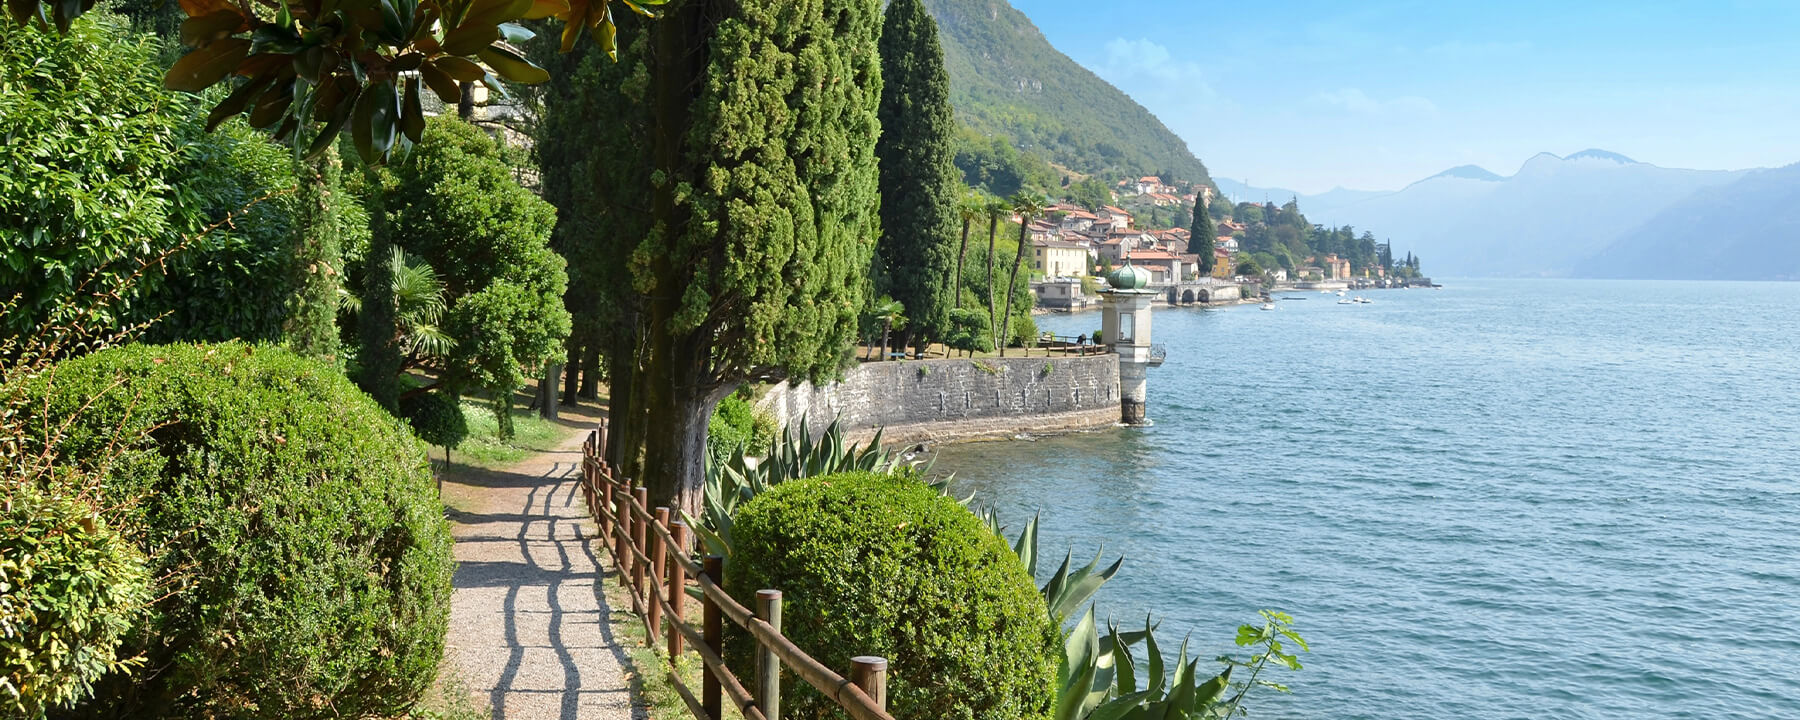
[934,279,1800,720]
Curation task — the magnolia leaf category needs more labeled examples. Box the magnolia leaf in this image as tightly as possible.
[164,37,251,93]
[351,80,398,164]
[440,23,500,56]
[497,21,534,44]
[459,0,531,32]
[246,79,294,129]
[418,60,462,103]
[434,55,486,82]
[401,77,424,143]
[204,73,276,131]
[476,44,548,84]
[179,9,245,48]
[524,0,566,19]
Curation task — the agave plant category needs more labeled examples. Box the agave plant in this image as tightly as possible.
[682,415,904,560]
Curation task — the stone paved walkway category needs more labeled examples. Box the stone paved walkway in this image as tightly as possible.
[442,423,644,720]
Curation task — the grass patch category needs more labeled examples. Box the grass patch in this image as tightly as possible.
[405,666,490,720]
[596,553,748,720]
[452,397,567,468]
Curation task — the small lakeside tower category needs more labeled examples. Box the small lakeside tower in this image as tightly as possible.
[1100,263,1156,426]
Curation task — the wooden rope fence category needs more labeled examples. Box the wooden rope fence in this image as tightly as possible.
[580,418,898,720]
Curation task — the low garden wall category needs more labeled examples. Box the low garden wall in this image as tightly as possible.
[758,353,1122,445]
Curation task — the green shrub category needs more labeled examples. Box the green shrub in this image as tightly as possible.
[726,472,1058,720]
[0,487,150,719]
[401,390,470,456]
[16,342,454,719]
[707,394,761,470]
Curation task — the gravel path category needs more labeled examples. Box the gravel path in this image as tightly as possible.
[443,424,644,720]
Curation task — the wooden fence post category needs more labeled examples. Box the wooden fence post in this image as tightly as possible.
[649,507,669,635]
[597,472,613,540]
[756,590,783,720]
[702,555,724,720]
[668,521,689,656]
[631,487,649,602]
[851,657,887,711]
[615,482,634,610]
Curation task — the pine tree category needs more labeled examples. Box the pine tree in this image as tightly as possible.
[1192,191,1217,277]
[875,0,958,352]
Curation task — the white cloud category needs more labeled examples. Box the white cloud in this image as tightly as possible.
[1312,88,1438,118]
[1096,38,1219,103]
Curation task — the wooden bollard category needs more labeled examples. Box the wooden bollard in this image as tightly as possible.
[851,656,887,711]
[756,590,783,720]
[649,507,669,636]
[630,487,648,600]
[668,521,689,656]
[702,555,725,720]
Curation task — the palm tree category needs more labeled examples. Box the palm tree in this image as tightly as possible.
[999,193,1043,357]
[983,199,1006,349]
[951,191,983,311]
[340,247,451,370]
[867,297,907,361]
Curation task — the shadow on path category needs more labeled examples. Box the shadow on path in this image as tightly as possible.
[441,407,646,720]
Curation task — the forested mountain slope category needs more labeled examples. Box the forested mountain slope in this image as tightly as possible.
[924,0,1211,185]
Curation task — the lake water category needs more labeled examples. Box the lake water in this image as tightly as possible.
[933,279,1800,720]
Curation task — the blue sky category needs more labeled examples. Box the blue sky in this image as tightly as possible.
[1012,0,1800,193]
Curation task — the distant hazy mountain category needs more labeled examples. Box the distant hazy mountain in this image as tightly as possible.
[924,0,1211,184]
[1289,150,1750,277]
[1575,163,1800,281]
[1212,178,1388,217]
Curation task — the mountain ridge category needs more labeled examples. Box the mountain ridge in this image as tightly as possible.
[924,0,1212,186]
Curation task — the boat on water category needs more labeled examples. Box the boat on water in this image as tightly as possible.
[1355,297,1373,304]
[1337,298,1353,305]
[1335,290,1347,297]
[1261,303,1277,310]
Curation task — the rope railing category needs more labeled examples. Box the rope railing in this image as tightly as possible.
[579,419,897,720]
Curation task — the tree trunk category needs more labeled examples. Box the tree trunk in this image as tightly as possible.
[578,344,600,399]
[879,318,891,361]
[561,342,581,405]
[1000,219,1029,357]
[457,81,475,120]
[604,334,646,482]
[952,216,971,310]
[984,214,999,350]
[539,362,560,420]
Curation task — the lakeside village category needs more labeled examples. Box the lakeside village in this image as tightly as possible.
[1021,177,1433,313]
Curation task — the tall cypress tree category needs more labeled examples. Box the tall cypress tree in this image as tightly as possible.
[1193,194,1217,278]
[284,154,344,362]
[874,0,958,351]
[635,0,884,512]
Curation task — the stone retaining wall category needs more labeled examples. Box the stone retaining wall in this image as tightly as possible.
[757,354,1122,445]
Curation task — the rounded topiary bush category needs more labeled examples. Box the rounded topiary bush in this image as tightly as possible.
[401,390,469,457]
[726,472,1058,720]
[17,342,454,719]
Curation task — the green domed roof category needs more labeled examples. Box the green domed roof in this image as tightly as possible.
[1106,264,1151,291]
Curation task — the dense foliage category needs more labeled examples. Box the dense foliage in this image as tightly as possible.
[925,0,1211,184]
[875,0,960,349]
[0,487,149,720]
[0,16,178,337]
[1219,199,1409,277]
[727,472,1059,720]
[16,342,454,719]
[384,117,570,435]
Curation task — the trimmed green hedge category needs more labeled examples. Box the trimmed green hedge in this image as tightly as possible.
[0,487,149,719]
[18,342,453,719]
[726,472,1058,720]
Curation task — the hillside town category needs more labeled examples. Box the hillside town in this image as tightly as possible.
[1027,175,1428,311]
